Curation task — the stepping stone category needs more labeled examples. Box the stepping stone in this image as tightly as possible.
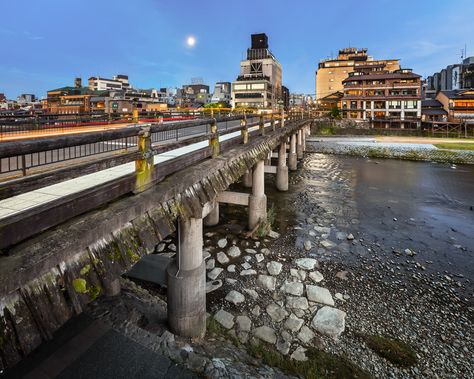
[217,252,229,264]
[240,269,257,276]
[255,253,264,263]
[267,261,283,276]
[266,303,289,322]
[206,280,222,293]
[295,258,318,270]
[281,282,304,296]
[236,315,252,332]
[214,309,234,329]
[208,268,224,280]
[253,326,277,344]
[276,339,291,355]
[257,275,276,291]
[251,305,261,317]
[286,296,309,310]
[243,288,259,300]
[284,314,304,332]
[217,238,228,248]
[290,346,307,361]
[306,285,334,306]
[311,306,346,339]
[206,258,215,270]
[297,325,315,344]
[228,246,241,258]
[225,290,245,305]
[309,271,324,283]
[290,269,307,281]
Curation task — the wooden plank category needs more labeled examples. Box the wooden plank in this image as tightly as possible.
[217,191,250,206]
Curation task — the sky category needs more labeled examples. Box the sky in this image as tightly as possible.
[1,0,473,99]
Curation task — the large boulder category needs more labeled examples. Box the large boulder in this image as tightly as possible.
[311,306,346,339]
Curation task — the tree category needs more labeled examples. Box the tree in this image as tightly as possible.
[328,106,341,119]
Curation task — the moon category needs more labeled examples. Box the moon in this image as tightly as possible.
[186,36,196,47]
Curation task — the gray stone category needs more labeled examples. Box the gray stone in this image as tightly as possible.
[257,274,276,290]
[241,262,252,270]
[290,346,307,361]
[227,264,236,272]
[267,261,283,276]
[217,252,229,264]
[227,246,241,258]
[206,258,215,270]
[346,233,354,240]
[255,253,265,263]
[294,309,305,318]
[214,309,234,329]
[245,248,257,254]
[240,269,257,276]
[206,280,222,293]
[281,282,304,296]
[320,240,335,249]
[268,230,280,239]
[335,293,345,302]
[314,226,331,234]
[251,305,261,317]
[304,240,312,251]
[168,243,177,252]
[235,315,252,332]
[281,330,293,342]
[309,271,324,283]
[276,339,291,355]
[306,285,334,306]
[243,255,252,262]
[297,325,315,344]
[203,250,211,260]
[295,258,318,270]
[336,232,346,240]
[205,232,216,238]
[335,271,349,280]
[217,238,228,248]
[225,290,245,305]
[286,296,309,310]
[311,306,346,339]
[225,278,237,285]
[156,243,166,252]
[243,288,259,300]
[208,267,224,280]
[260,248,271,255]
[266,302,289,322]
[253,326,277,344]
[284,313,304,332]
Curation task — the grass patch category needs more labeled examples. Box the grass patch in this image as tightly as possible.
[363,335,417,367]
[254,203,276,238]
[206,317,240,347]
[248,342,372,379]
[434,142,474,151]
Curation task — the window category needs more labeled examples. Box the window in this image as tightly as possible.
[350,101,357,109]
[404,100,417,109]
[388,101,401,109]
[234,84,247,91]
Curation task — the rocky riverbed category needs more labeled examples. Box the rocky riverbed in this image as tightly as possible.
[86,153,473,379]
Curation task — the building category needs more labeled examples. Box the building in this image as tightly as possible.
[211,82,231,104]
[421,99,447,122]
[231,33,282,110]
[0,93,6,102]
[17,94,36,104]
[315,91,344,116]
[182,84,210,105]
[88,74,131,91]
[315,48,400,100]
[436,89,474,123]
[341,68,422,127]
[425,57,474,99]
[281,86,290,111]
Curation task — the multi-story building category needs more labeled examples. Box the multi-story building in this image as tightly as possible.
[88,74,131,91]
[341,68,422,127]
[211,82,231,104]
[281,86,290,111]
[315,48,400,100]
[16,94,36,104]
[436,89,474,123]
[425,57,474,99]
[231,33,282,110]
[182,84,210,105]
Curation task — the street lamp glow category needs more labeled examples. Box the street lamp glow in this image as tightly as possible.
[186,36,196,47]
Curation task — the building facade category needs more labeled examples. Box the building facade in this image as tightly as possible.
[211,82,231,104]
[88,74,131,91]
[341,68,422,127]
[231,33,282,110]
[436,89,474,123]
[315,48,400,100]
[425,57,474,99]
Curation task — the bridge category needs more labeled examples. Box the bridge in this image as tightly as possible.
[0,111,312,369]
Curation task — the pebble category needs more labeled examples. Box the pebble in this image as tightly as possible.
[214,309,234,329]
[227,246,241,258]
[217,252,229,264]
[208,268,224,280]
[217,238,228,248]
[225,290,245,305]
[267,261,283,276]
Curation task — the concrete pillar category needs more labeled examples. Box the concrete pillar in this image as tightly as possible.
[289,133,297,171]
[302,128,306,152]
[248,160,267,230]
[167,217,206,338]
[243,169,253,188]
[204,201,219,226]
[276,142,288,191]
[296,129,303,159]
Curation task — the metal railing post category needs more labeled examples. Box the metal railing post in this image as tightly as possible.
[134,125,154,193]
[209,118,220,158]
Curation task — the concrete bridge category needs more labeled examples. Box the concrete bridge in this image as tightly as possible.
[0,112,312,369]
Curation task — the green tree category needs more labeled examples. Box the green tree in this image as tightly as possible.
[328,106,341,119]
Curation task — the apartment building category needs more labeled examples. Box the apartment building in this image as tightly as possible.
[211,82,231,104]
[341,68,422,127]
[436,89,474,123]
[88,74,131,91]
[425,57,474,99]
[231,33,282,110]
[315,48,400,100]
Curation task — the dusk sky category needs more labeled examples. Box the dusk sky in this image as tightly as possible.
[1,0,473,98]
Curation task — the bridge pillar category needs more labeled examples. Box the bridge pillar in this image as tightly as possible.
[249,160,267,230]
[289,133,297,171]
[204,200,219,226]
[243,169,253,188]
[302,127,306,152]
[297,129,304,159]
[276,142,288,191]
[167,217,206,338]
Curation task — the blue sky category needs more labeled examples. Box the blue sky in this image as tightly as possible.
[1,0,473,98]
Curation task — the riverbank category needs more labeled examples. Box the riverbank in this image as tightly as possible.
[307,136,474,164]
[75,154,473,379]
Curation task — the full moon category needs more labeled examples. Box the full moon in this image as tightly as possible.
[186,36,196,47]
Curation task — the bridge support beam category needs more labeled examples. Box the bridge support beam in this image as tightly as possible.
[243,169,253,188]
[289,133,297,171]
[297,129,304,159]
[248,160,267,230]
[276,142,288,191]
[167,217,206,338]
[204,200,219,226]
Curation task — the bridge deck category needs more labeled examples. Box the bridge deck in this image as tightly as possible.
[0,124,262,220]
